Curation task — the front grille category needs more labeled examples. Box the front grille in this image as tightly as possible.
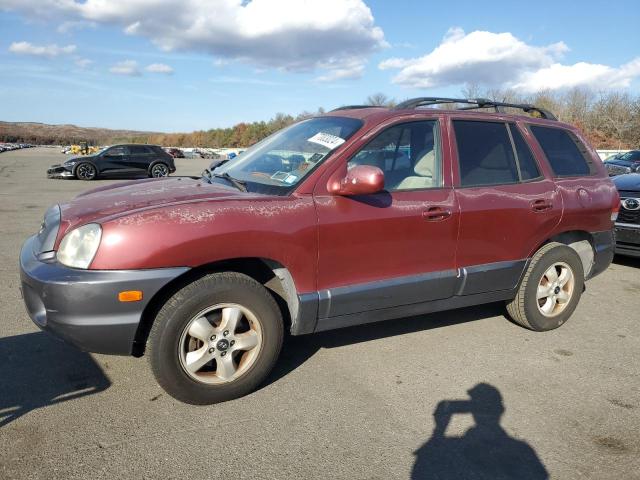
[619,209,640,224]
[619,196,640,225]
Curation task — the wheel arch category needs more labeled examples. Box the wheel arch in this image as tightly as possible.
[147,160,169,174]
[529,230,595,278]
[132,257,299,357]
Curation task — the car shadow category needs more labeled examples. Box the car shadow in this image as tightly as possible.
[0,332,110,428]
[265,302,505,388]
[411,383,549,479]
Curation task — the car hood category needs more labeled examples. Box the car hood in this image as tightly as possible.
[58,177,261,236]
[612,173,640,192]
[66,154,98,163]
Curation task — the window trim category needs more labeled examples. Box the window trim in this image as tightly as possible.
[345,119,444,192]
[507,123,544,184]
[526,123,597,179]
[452,118,543,189]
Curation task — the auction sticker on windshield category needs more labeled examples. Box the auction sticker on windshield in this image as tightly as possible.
[307,132,346,150]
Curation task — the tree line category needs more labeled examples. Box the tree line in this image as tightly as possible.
[3,89,639,149]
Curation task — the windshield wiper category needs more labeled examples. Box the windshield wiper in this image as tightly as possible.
[212,171,247,192]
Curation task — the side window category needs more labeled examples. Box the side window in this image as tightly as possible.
[129,145,151,154]
[508,124,541,181]
[454,121,519,187]
[348,121,441,191]
[529,126,594,177]
[106,146,127,156]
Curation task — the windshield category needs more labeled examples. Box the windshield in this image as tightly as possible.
[212,116,363,194]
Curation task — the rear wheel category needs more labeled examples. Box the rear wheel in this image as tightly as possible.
[150,163,169,178]
[148,272,283,404]
[75,162,96,180]
[506,242,584,331]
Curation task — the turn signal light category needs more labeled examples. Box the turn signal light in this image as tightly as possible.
[118,290,143,302]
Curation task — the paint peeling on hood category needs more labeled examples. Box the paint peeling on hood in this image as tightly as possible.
[57,177,262,238]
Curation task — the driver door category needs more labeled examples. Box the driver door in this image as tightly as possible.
[100,145,130,174]
[313,119,459,320]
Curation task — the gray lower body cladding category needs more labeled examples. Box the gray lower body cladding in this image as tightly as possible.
[20,235,189,355]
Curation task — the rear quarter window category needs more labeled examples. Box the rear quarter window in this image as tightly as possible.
[529,125,595,177]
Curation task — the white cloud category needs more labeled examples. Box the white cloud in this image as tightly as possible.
[75,57,93,68]
[1,0,386,80]
[380,28,640,92]
[8,41,77,58]
[145,63,174,74]
[109,59,141,76]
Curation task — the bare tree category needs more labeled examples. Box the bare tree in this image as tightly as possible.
[365,93,396,107]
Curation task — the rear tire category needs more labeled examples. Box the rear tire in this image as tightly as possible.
[150,162,169,178]
[148,272,283,405]
[506,242,584,331]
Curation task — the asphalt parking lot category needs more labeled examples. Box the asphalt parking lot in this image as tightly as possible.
[1,147,639,479]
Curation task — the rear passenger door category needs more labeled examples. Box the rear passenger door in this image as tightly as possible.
[451,119,562,295]
[128,145,155,172]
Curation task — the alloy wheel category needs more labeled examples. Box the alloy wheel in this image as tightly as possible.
[76,164,96,180]
[536,262,575,317]
[151,164,169,177]
[178,303,263,384]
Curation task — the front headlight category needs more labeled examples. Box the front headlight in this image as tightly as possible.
[57,223,102,269]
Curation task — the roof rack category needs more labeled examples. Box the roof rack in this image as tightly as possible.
[330,105,382,112]
[393,97,557,121]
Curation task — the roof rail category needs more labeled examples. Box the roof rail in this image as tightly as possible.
[393,97,557,120]
[330,105,382,112]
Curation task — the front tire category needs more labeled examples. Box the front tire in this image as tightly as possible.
[75,162,96,180]
[506,242,584,331]
[148,272,283,405]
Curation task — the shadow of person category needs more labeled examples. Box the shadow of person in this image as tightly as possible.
[0,332,110,428]
[412,383,548,480]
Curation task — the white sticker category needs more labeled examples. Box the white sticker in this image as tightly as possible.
[307,132,346,150]
[283,174,298,184]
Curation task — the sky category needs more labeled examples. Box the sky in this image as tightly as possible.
[0,0,639,132]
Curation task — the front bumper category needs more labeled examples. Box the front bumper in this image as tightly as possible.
[614,223,640,258]
[20,235,189,355]
[47,164,74,179]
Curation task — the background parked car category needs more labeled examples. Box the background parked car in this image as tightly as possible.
[613,172,640,257]
[604,150,640,176]
[47,144,175,180]
[165,147,185,158]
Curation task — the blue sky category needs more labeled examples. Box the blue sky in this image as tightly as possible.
[0,0,639,132]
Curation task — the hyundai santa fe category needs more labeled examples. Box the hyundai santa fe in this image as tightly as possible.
[20,98,619,404]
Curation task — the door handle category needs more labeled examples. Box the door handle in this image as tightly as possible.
[531,198,553,212]
[423,206,452,221]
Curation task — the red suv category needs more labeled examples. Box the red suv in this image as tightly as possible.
[20,98,619,404]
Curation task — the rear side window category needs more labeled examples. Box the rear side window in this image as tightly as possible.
[454,121,519,187]
[509,124,540,181]
[530,126,594,177]
[130,145,152,154]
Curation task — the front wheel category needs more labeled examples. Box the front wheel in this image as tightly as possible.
[506,242,585,331]
[75,162,96,180]
[148,272,283,404]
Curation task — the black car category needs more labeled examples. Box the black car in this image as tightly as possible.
[48,144,176,180]
[613,173,640,257]
[604,150,640,176]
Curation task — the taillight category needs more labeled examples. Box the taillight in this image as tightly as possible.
[611,196,620,222]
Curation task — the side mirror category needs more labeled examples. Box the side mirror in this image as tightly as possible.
[327,165,385,196]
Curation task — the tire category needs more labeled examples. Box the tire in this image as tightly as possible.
[149,162,170,178]
[506,242,584,331]
[148,272,283,405]
[75,162,97,180]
